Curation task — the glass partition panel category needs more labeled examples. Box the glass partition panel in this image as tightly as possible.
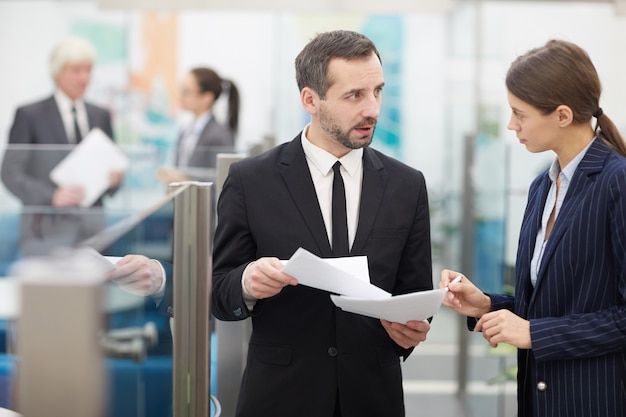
[91,191,176,417]
[0,141,182,417]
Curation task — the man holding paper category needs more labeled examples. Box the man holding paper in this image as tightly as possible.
[1,37,124,256]
[212,30,433,417]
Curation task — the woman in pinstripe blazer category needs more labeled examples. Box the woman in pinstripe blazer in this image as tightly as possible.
[441,40,626,417]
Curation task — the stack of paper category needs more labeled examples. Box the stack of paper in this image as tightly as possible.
[282,248,446,323]
[50,128,129,207]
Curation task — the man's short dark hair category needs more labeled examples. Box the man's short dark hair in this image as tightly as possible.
[295,30,381,99]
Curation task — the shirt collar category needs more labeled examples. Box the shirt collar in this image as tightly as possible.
[548,138,595,183]
[301,123,363,177]
[54,89,84,113]
[192,112,212,132]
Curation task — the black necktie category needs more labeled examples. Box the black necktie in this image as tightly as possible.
[71,105,82,143]
[332,161,349,256]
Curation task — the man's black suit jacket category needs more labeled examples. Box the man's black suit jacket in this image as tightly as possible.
[211,134,433,417]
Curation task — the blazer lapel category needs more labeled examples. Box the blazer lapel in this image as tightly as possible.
[44,97,69,144]
[279,136,333,256]
[351,148,387,254]
[530,139,608,306]
[517,173,550,314]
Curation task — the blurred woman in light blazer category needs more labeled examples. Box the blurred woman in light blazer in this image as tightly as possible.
[158,67,240,183]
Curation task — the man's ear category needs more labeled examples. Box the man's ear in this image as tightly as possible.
[300,87,319,115]
[556,104,574,127]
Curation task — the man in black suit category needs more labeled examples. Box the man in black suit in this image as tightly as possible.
[211,30,433,417]
[1,36,123,256]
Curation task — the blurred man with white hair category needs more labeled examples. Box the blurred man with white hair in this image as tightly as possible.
[1,36,123,256]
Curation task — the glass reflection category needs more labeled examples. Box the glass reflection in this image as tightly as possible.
[0,142,176,417]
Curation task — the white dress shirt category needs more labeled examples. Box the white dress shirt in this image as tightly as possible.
[54,90,88,143]
[241,125,364,308]
[530,139,594,287]
[300,124,363,249]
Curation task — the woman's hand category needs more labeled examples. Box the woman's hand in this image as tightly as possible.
[439,269,492,318]
[475,309,531,349]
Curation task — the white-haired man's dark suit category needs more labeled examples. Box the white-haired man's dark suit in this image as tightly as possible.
[1,96,114,256]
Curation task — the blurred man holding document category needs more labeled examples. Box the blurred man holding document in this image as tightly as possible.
[1,37,125,257]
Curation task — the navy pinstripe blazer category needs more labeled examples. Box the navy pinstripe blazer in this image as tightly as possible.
[489,138,626,417]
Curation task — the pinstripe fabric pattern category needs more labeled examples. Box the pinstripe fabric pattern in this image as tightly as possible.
[491,138,626,417]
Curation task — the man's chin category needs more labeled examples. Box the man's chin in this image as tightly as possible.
[346,137,372,150]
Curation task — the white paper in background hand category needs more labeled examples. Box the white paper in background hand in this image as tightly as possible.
[49,128,129,207]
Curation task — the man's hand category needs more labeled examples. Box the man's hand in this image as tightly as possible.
[243,257,298,299]
[108,170,125,190]
[107,254,164,296]
[380,319,430,349]
[52,185,85,207]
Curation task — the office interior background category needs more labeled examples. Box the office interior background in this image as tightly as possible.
[1,1,626,416]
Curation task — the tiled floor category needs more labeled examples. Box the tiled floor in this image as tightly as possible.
[402,306,517,417]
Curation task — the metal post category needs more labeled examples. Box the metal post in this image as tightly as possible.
[170,182,213,417]
[458,133,476,409]
[456,2,481,414]
[14,249,109,417]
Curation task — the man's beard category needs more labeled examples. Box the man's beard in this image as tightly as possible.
[319,107,376,150]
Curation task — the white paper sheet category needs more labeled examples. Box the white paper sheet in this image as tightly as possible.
[330,288,447,324]
[281,247,390,299]
[50,128,129,207]
[282,248,447,322]
[80,246,118,272]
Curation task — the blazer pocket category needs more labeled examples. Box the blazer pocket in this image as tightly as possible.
[251,343,293,366]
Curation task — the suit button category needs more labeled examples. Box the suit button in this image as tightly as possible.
[328,347,338,357]
[537,381,547,391]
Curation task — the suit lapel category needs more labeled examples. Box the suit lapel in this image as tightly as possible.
[529,139,608,307]
[279,136,333,256]
[85,103,99,133]
[197,118,216,147]
[45,97,70,144]
[277,140,389,257]
[351,148,387,254]
[517,173,550,314]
